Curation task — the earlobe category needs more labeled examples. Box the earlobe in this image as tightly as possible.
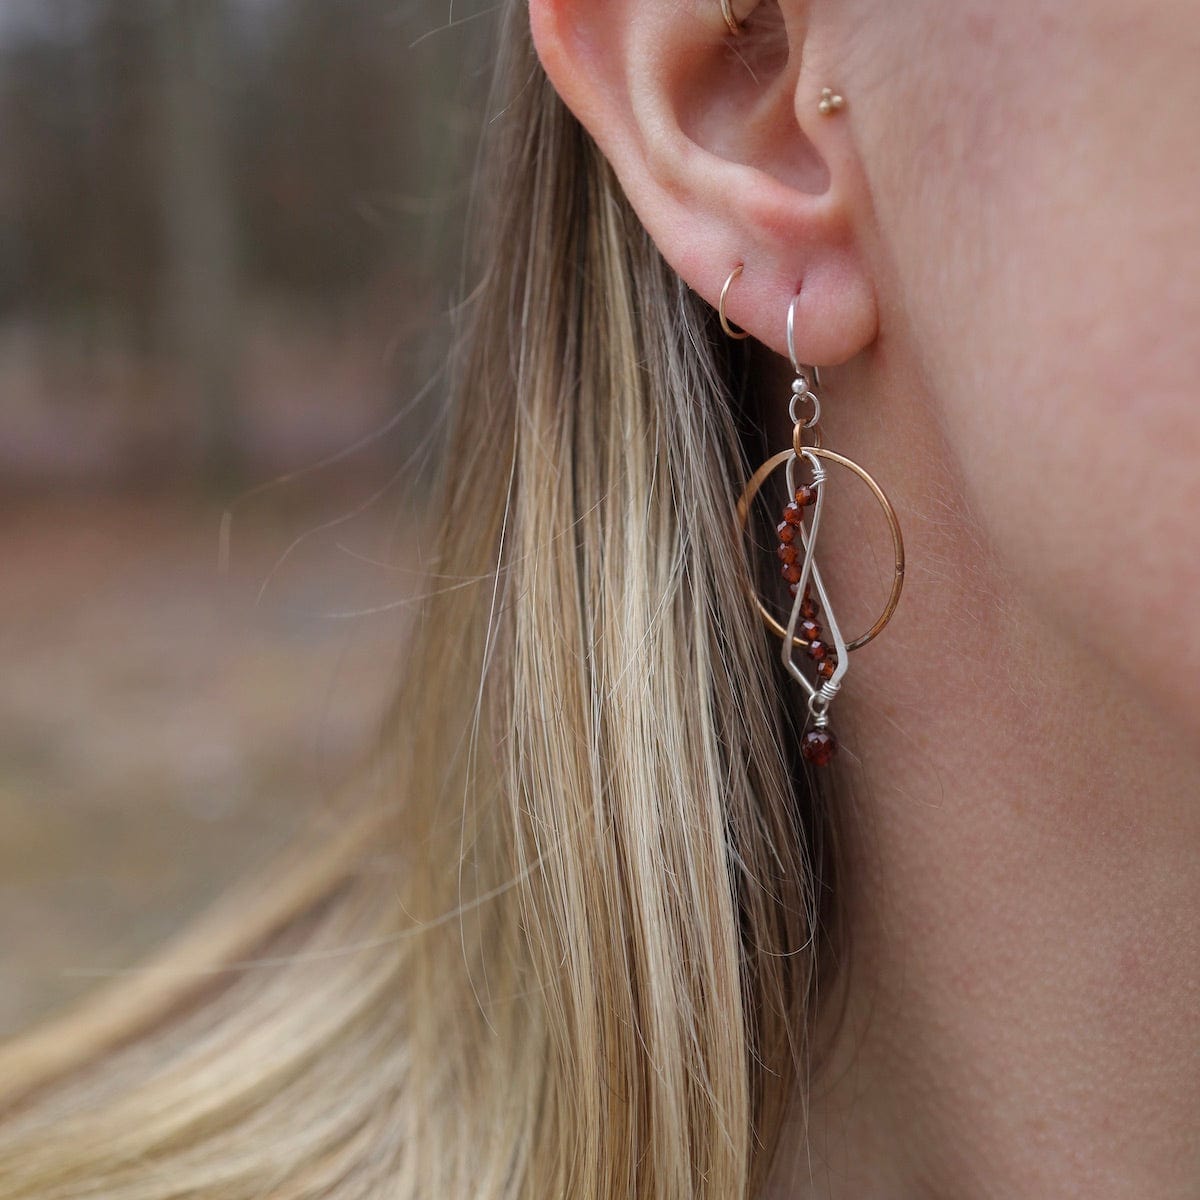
[528,0,877,365]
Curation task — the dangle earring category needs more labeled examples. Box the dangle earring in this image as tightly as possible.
[732,283,907,766]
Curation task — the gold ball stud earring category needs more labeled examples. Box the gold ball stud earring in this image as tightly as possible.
[818,88,846,116]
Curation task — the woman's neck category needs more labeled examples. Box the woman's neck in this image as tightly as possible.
[759,350,1200,1198]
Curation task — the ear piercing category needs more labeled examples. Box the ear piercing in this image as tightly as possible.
[719,0,741,36]
[818,88,846,115]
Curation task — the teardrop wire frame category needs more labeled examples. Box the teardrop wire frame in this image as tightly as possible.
[782,449,849,697]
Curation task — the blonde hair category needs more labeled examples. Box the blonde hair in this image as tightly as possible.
[0,6,835,1196]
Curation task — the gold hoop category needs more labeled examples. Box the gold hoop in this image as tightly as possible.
[719,264,750,340]
[719,0,742,35]
[736,447,905,652]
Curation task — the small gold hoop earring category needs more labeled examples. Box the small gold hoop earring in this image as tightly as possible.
[719,0,741,36]
[719,264,751,340]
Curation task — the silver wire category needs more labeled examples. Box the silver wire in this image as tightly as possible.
[786,293,803,376]
[781,449,850,698]
[787,294,824,422]
[789,383,822,428]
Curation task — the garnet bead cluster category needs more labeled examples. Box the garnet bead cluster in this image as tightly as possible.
[775,484,840,767]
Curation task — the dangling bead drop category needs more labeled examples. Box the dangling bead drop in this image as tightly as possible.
[801,727,838,767]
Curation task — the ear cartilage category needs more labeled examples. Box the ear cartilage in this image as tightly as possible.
[818,88,846,115]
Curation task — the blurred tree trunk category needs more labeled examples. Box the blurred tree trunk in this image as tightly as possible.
[154,0,242,485]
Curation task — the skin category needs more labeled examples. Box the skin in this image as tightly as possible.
[531,1,1200,1195]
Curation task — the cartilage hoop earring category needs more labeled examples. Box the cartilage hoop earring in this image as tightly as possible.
[719,264,750,340]
[736,293,905,766]
[720,0,742,36]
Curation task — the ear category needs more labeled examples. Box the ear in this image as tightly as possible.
[528,0,877,365]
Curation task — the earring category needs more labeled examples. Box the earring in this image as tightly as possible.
[719,0,741,35]
[818,88,846,115]
[719,264,751,340]
[735,290,905,766]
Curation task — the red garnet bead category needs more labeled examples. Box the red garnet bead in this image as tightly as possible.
[800,595,819,621]
[777,543,799,565]
[781,563,804,585]
[782,503,805,527]
[800,619,822,643]
[806,639,829,661]
[795,484,819,507]
[777,521,797,545]
[817,656,838,681]
[801,728,838,767]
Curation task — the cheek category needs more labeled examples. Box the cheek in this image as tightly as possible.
[862,0,1200,736]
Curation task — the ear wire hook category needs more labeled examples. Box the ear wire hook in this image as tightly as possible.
[785,291,822,388]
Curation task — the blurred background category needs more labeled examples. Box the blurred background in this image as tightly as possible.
[0,0,493,1034]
